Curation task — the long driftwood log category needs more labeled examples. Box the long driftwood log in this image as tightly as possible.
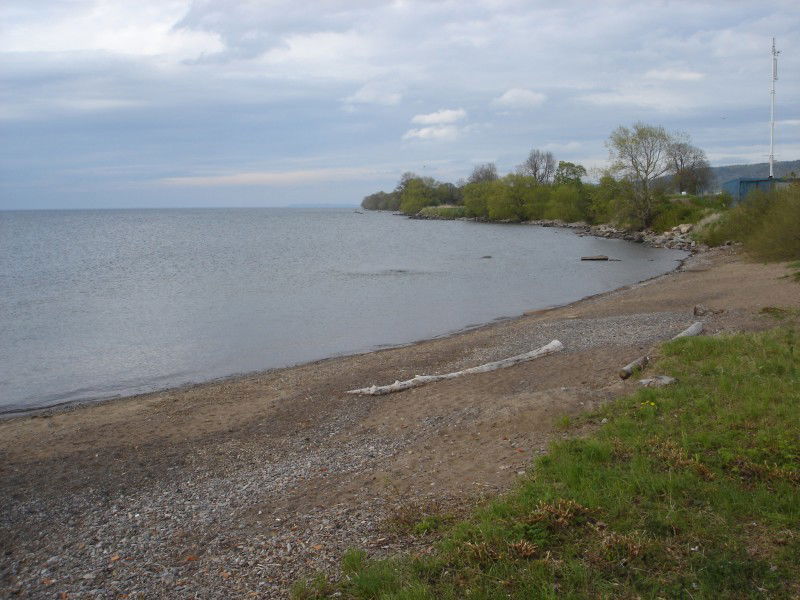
[672,321,704,339]
[346,339,564,396]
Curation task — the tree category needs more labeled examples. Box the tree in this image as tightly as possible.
[607,123,672,227]
[667,133,711,194]
[468,163,498,184]
[399,177,437,215]
[553,161,587,187]
[518,149,556,184]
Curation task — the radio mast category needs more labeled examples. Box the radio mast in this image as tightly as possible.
[769,37,780,178]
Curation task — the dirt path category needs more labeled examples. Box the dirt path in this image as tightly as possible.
[1,247,797,598]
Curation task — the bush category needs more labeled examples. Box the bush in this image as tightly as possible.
[701,184,800,261]
[417,205,467,219]
[544,185,587,222]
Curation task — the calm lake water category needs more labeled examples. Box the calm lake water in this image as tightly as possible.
[0,208,686,413]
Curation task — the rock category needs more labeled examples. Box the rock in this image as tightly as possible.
[678,224,693,234]
[693,304,723,316]
[638,375,677,387]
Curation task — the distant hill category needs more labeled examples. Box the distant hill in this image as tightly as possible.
[710,159,800,190]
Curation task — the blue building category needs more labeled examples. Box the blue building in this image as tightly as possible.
[722,177,797,204]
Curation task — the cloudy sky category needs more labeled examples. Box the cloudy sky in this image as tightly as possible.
[1,0,798,209]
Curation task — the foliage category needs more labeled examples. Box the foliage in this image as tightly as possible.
[462,181,495,218]
[293,328,800,599]
[650,194,730,233]
[417,205,467,219]
[544,185,586,222]
[553,161,587,187]
[361,190,401,211]
[702,184,800,261]
[399,177,438,215]
[667,132,712,194]
[607,122,673,227]
[486,174,541,221]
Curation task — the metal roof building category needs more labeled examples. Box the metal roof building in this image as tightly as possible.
[721,177,798,204]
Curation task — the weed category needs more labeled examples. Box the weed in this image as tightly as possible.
[300,328,800,598]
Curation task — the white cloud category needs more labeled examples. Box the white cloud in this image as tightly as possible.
[344,82,402,106]
[580,87,696,112]
[410,108,466,125]
[492,88,546,108]
[402,125,461,141]
[160,167,380,186]
[645,68,705,81]
[0,1,223,59]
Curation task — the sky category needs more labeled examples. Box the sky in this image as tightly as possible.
[1,0,799,209]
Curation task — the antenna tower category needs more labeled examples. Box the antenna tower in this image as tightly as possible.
[769,37,780,178]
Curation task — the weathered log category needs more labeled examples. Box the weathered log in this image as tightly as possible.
[619,355,649,380]
[581,255,609,261]
[346,340,564,396]
[672,321,703,339]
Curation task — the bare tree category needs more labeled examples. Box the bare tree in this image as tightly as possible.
[667,132,712,194]
[468,162,498,184]
[607,123,672,227]
[517,149,556,184]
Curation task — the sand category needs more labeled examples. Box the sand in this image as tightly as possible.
[1,246,797,598]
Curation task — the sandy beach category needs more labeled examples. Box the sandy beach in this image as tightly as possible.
[1,246,798,599]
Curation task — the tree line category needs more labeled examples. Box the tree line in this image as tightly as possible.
[361,123,714,229]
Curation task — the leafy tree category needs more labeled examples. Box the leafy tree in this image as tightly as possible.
[518,149,556,184]
[462,181,495,218]
[487,174,538,221]
[361,190,400,210]
[545,185,586,222]
[667,133,712,194]
[607,122,672,227]
[586,173,633,224]
[553,161,587,187]
[399,177,438,215]
[467,163,499,184]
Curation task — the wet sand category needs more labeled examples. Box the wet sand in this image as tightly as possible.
[1,247,798,598]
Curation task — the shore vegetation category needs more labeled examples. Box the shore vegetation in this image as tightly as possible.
[294,326,800,599]
[361,123,720,231]
[701,184,800,262]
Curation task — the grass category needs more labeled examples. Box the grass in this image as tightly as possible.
[292,327,800,599]
[650,194,729,233]
[417,205,468,219]
[701,185,800,262]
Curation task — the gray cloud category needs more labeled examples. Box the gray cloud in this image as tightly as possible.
[1,0,799,208]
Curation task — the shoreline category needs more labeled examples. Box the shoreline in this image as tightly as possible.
[2,247,799,598]
[0,220,692,420]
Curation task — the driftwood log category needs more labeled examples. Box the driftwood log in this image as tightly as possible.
[672,321,703,339]
[581,255,609,261]
[619,355,649,380]
[346,340,564,396]
[619,322,704,380]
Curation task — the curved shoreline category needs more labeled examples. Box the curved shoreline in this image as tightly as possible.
[1,248,798,598]
[0,233,689,420]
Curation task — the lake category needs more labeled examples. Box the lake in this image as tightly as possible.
[0,208,686,413]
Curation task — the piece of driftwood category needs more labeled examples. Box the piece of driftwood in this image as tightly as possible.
[639,375,677,387]
[672,321,703,339]
[581,255,609,261]
[619,355,649,380]
[346,340,564,396]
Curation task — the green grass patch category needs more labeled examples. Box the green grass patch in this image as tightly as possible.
[417,205,468,219]
[650,194,729,233]
[293,328,800,599]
